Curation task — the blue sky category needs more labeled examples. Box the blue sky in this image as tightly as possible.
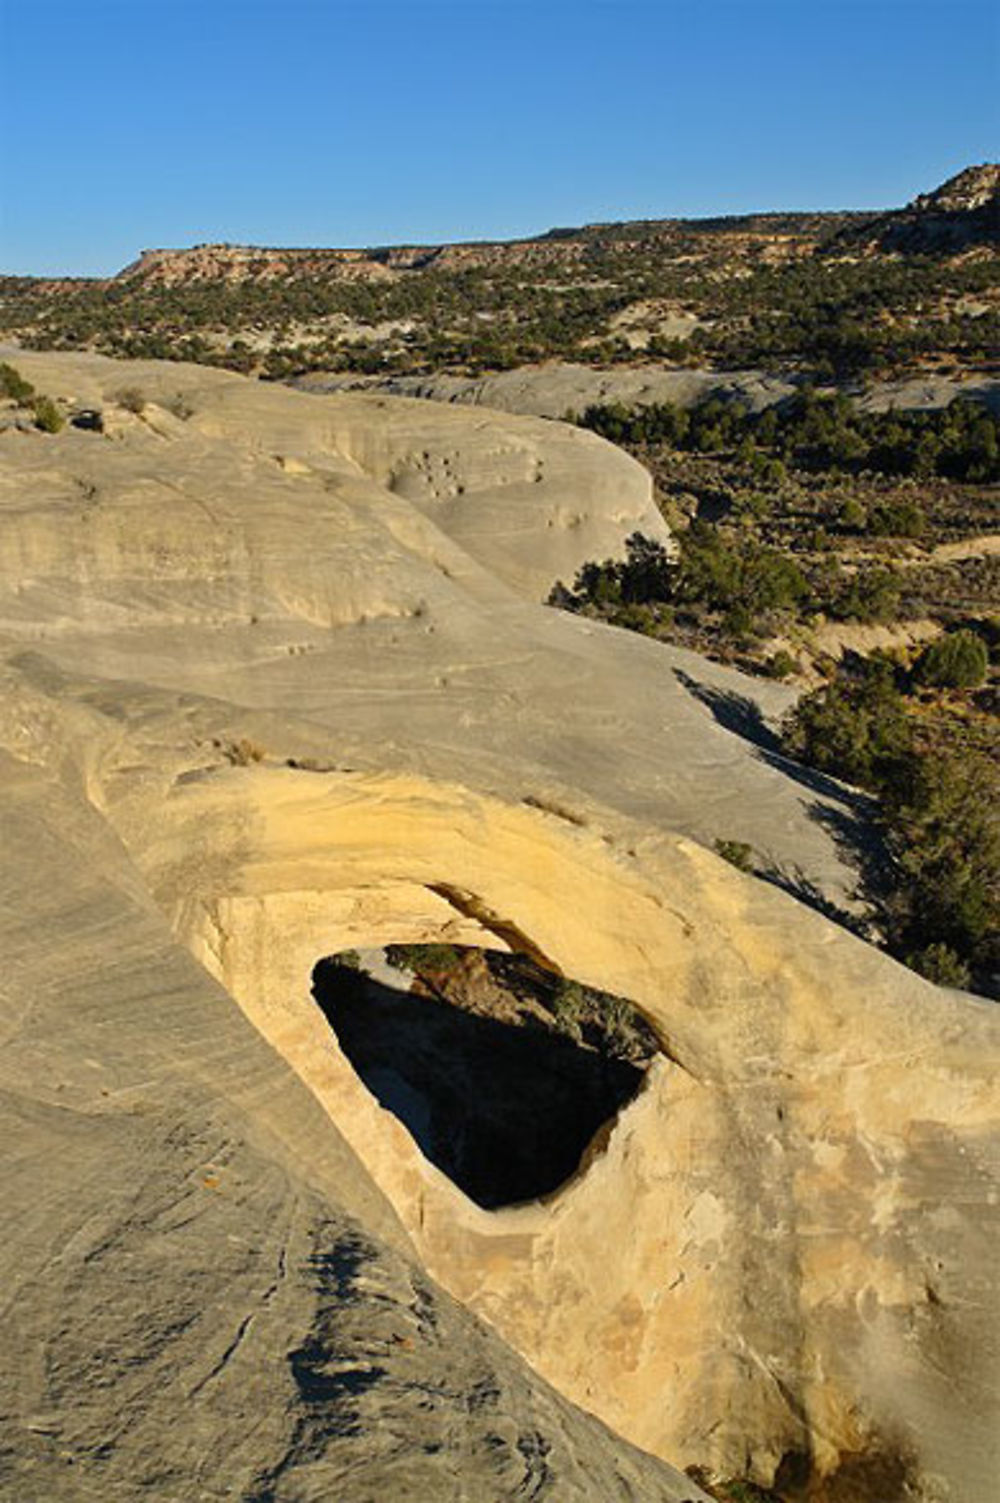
[0,0,996,275]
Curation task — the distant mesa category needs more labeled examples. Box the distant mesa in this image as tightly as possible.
[104,165,998,290]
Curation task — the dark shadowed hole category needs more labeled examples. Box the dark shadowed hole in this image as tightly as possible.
[311,944,660,1210]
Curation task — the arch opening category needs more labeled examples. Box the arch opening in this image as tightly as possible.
[311,943,660,1210]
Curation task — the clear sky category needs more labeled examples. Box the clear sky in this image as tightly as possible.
[0,0,996,276]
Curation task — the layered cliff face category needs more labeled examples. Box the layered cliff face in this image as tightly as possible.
[0,352,997,1502]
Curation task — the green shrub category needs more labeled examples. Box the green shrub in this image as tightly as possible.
[783,670,997,991]
[385,942,462,975]
[908,943,971,990]
[868,498,925,538]
[679,525,807,619]
[839,496,867,531]
[780,659,912,791]
[31,395,64,433]
[0,360,35,403]
[826,566,901,624]
[551,977,587,1037]
[887,752,999,988]
[765,649,798,679]
[914,629,988,690]
[731,490,772,521]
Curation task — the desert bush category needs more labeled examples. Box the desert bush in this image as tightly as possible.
[824,566,902,624]
[780,658,912,791]
[784,657,998,991]
[31,395,64,433]
[0,360,34,403]
[868,498,925,538]
[115,385,147,414]
[578,392,1000,484]
[839,496,867,531]
[714,838,756,872]
[550,977,587,1038]
[907,943,971,990]
[913,629,988,690]
[219,737,266,765]
[887,751,999,986]
[765,650,798,679]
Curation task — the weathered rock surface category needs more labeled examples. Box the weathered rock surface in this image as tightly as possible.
[1,352,997,1502]
[0,751,700,1503]
[294,361,1000,420]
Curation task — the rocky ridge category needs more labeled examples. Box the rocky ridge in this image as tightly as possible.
[826,163,1000,256]
[59,166,1000,295]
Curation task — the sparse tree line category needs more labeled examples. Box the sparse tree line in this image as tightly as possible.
[550,527,909,643]
[576,390,1000,484]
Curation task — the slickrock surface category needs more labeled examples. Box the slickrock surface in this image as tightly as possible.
[1,352,997,1502]
[0,751,700,1503]
[294,361,1000,420]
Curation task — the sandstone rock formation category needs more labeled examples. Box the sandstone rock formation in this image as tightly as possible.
[1,352,997,1502]
[294,362,1000,421]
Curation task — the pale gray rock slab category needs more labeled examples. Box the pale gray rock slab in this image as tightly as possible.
[295,361,1000,419]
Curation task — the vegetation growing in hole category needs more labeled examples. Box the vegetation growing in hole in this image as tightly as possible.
[316,943,659,1207]
[378,945,659,1067]
[549,977,587,1033]
[385,942,464,975]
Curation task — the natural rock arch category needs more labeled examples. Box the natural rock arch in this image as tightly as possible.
[309,945,655,1210]
[128,761,1000,1497]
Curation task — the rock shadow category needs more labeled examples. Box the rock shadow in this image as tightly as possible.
[674,670,783,753]
[311,956,647,1210]
[675,668,895,928]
